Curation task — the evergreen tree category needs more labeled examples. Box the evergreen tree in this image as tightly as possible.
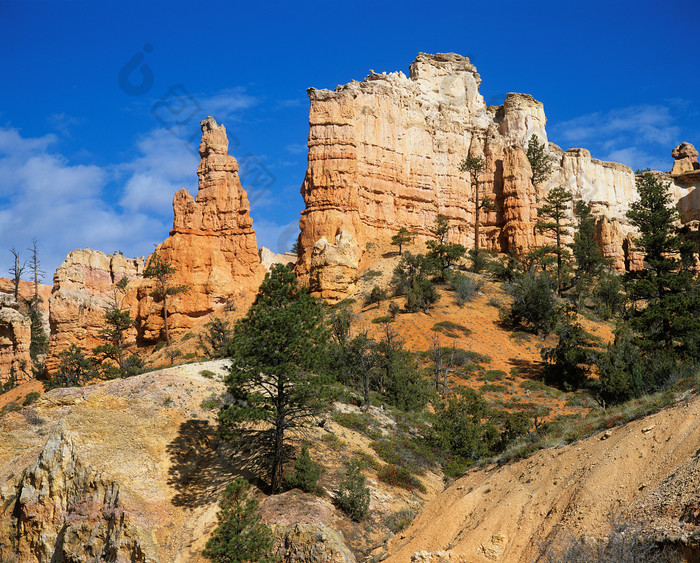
[571,201,609,308]
[92,277,136,376]
[391,252,439,313]
[202,477,278,563]
[391,227,412,256]
[218,265,329,493]
[374,322,432,411]
[541,313,596,391]
[333,461,370,522]
[459,156,496,268]
[503,269,560,337]
[526,134,553,188]
[143,249,189,346]
[199,317,235,358]
[284,442,321,493]
[625,172,700,358]
[536,186,573,293]
[426,215,466,281]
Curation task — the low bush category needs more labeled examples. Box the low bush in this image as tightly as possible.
[377,464,426,493]
[333,462,370,521]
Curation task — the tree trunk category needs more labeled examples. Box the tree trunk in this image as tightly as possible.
[474,178,480,255]
[163,292,170,346]
[271,382,286,493]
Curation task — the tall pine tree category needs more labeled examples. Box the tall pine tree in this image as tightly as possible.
[218,265,329,493]
[535,186,573,293]
[625,172,700,358]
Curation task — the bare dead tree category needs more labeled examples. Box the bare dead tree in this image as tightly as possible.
[9,247,26,300]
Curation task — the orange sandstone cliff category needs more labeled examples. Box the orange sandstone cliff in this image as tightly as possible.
[296,53,699,300]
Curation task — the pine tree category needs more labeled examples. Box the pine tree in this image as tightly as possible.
[218,265,329,493]
[284,442,321,493]
[526,133,553,188]
[333,462,370,522]
[143,249,189,346]
[571,200,609,308]
[459,155,496,269]
[426,215,466,281]
[202,478,278,563]
[93,277,136,376]
[625,172,700,358]
[391,227,412,256]
[535,186,573,293]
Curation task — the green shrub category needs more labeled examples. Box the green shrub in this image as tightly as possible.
[200,399,218,411]
[366,285,388,305]
[383,508,417,533]
[352,450,381,471]
[22,391,41,406]
[479,369,506,382]
[362,269,382,281]
[502,270,560,336]
[333,462,371,521]
[154,341,167,352]
[200,369,216,379]
[377,464,426,493]
[450,273,483,305]
[182,332,194,341]
[332,411,370,433]
[321,433,346,451]
[284,443,322,493]
[372,315,394,324]
[202,477,278,562]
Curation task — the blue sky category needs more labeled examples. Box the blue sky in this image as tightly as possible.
[1,0,698,276]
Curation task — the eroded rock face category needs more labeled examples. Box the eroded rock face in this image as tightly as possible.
[272,524,356,563]
[309,231,360,301]
[0,293,32,384]
[46,249,142,373]
[0,429,149,562]
[671,142,699,175]
[296,52,688,299]
[136,117,265,341]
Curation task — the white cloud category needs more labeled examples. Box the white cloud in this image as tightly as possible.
[0,127,170,276]
[117,128,199,213]
[549,104,681,171]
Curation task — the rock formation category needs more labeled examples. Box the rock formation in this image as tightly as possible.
[671,142,699,175]
[0,293,32,384]
[136,117,266,342]
[296,53,693,297]
[46,249,142,373]
[1,429,148,562]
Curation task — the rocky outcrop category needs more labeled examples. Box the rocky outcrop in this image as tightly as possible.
[136,117,265,341]
[271,524,356,563]
[46,249,142,373]
[0,293,32,384]
[259,247,297,271]
[671,142,699,176]
[0,429,149,562]
[296,53,692,298]
[309,231,360,300]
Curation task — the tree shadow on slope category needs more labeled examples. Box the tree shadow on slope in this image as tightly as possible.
[166,419,265,508]
[508,357,543,380]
